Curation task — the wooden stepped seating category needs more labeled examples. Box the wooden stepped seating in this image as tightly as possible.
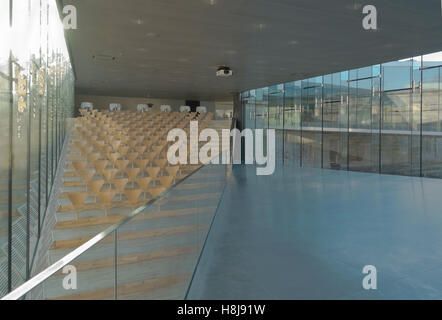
[42,109,223,300]
[63,109,212,220]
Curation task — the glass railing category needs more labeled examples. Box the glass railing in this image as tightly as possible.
[2,119,235,300]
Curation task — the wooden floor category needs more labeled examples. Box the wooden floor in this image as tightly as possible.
[37,119,230,300]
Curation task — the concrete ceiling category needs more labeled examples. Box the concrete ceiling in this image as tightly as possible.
[62,0,442,100]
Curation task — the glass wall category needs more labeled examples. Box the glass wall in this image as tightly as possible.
[268,84,284,164]
[241,50,442,178]
[283,81,302,166]
[422,53,442,178]
[0,0,75,297]
[301,76,323,168]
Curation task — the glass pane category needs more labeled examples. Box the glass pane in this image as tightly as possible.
[422,52,442,178]
[0,0,74,298]
[382,60,412,91]
[381,59,414,176]
[255,88,268,160]
[283,81,301,165]
[301,77,322,167]
[0,0,11,297]
[11,0,31,289]
[40,1,49,224]
[28,0,42,260]
[26,233,115,300]
[268,85,283,130]
[381,89,413,175]
[255,88,268,130]
[411,57,422,177]
[243,91,255,130]
[268,85,283,164]
[322,72,348,170]
[117,164,227,299]
[348,76,379,173]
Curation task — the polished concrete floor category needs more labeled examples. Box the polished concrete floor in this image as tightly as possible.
[187,165,442,299]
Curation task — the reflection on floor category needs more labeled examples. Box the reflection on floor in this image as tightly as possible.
[187,165,442,299]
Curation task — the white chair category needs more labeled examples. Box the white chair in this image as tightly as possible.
[180,105,191,113]
[109,103,122,111]
[137,104,149,113]
[160,105,171,112]
[196,106,207,113]
[80,102,93,111]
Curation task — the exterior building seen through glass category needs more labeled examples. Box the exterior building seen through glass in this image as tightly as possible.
[241,52,442,178]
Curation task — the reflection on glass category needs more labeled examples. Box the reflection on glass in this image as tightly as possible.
[255,88,268,159]
[0,0,11,297]
[422,53,442,178]
[11,0,31,290]
[241,50,442,178]
[301,77,322,168]
[323,72,348,170]
[0,0,74,297]
[268,85,283,164]
[283,81,301,165]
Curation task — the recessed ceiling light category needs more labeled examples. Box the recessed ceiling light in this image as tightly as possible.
[346,2,363,10]
[254,23,267,30]
[145,32,159,38]
[92,54,116,62]
[288,40,299,45]
[132,18,144,25]
[205,0,218,5]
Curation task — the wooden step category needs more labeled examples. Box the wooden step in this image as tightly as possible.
[55,245,200,274]
[63,180,85,188]
[54,205,215,230]
[54,215,125,230]
[63,171,77,178]
[50,273,191,300]
[57,202,101,213]
[131,206,217,222]
[0,209,19,219]
[51,224,209,250]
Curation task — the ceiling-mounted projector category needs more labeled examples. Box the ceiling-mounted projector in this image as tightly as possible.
[216,66,233,77]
